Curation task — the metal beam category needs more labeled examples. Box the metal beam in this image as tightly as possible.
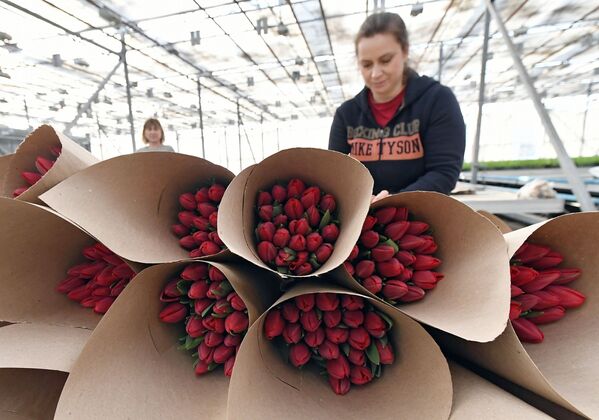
[120,31,136,153]
[197,76,206,158]
[237,99,242,172]
[484,0,595,211]
[470,4,490,187]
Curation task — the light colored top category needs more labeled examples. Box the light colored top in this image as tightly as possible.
[135,145,175,153]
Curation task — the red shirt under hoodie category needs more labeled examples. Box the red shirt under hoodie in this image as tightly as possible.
[368,88,406,127]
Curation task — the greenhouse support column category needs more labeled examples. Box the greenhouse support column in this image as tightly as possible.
[197,76,206,158]
[438,42,443,84]
[471,4,491,186]
[224,127,229,169]
[237,99,242,172]
[484,0,595,211]
[120,30,136,152]
[260,114,265,160]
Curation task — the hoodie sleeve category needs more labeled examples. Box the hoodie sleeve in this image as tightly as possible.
[401,85,465,194]
[328,109,350,154]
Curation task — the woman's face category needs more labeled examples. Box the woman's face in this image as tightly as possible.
[144,125,162,145]
[357,33,408,102]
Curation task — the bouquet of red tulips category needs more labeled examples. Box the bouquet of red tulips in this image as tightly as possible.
[159,262,249,377]
[56,241,136,314]
[345,205,443,305]
[509,241,585,343]
[172,181,228,258]
[255,178,340,276]
[264,292,394,395]
[13,145,61,197]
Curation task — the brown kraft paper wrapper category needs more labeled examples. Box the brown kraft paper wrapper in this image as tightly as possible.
[330,192,511,342]
[54,259,281,420]
[227,281,453,420]
[1,125,98,204]
[40,152,235,264]
[477,210,513,234]
[434,212,599,418]
[0,153,14,196]
[0,368,68,420]
[218,148,374,278]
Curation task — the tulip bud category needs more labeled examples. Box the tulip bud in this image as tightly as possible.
[360,230,379,249]
[527,306,566,325]
[348,245,359,261]
[348,348,366,366]
[289,219,310,236]
[67,285,92,302]
[280,301,300,323]
[415,238,438,255]
[93,297,115,314]
[362,275,383,294]
[529,251,563,270]
[384,221,410,242]
[178,192,197,211]
[514,294,540,312]
[323,309,342,328]
[350,365,373,386]
[510,266,539,287]
[382,280,409,300]
[208,211,218,229]
[300,309,321,333]
[355,260,375,279]
[21,171,42,186]
[514,243,551,264]
[12,187,28,197]
[512,318,544,343]
[289,343,311,368]
[375,340,395,364]
[192,216,211,231]
[181,263,209,281]
[520,269,561,293]
[545,285,586,309]
[159,302,187,323]
[318,339,340,360]
[224,334,242,348]
[199,241,221,256]
[257,191,273,206]
[328,377,351,395]
[284,198,304,220]
[348,327,371,351]
[56,277,85,294]
[258,205,274,222]
[412,271,443,290]
[186,317,205,338]
[295,294,315,312]
[306,232,323,252]
[197,202,216,219]
[305,205,321,227]
[208,183,226,202]
[326,327,349,344]
[554,268,582,285]
[213,299,233,315]
[314,243,334,264]
[160,278,181,299]
[364,312,386,338]
[91,285,112,298]
[509,301,522,321]
[194,360,211,376]
[94,267,116,287]
[361,215,378,232]
[343,310,364,330]
[227,292,246,311]
[396,267,413,282]
[271,228,290,248]
[225,311,248,335]
[529,290,561,310]
[344,261,355,276]
[511,285,524,297]
[195,187,210,203]
[321,224,340,243]
[206,266,225,282]
[213,344,235,364]
[398,234,427,250]
[264,309,285,339]
[316,293,340,312]
[300,186,321,209]
[398,285,426,303]
[326,354,351,380]
[412,255,441,271]
[80,296,100,308]
[257,241,277,264]
[110,280,127,297]
[292,262,313,276]
[194,298,213,316]
[371,207,395,225]
[283,323,303,344]
[341,295,364,311]
[179,235,196,250]
[223,355,235,377]
[304,327,326,348]
[376,258,404,278]
[202,315,226,334]
[51,145,62,157]
[370,244,395,262]
[268,184,285,202]
[406,221,429,236]
[199,342,215,364]
[288,234,307,252]
[172,223,190,237]
[204,331,225,348]
[319,194,337,213]
[35,156,55,175]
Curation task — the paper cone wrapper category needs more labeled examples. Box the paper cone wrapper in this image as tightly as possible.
[40,152,234,264]
[227,282,453,420]
[0,368,67,420]
[54,259,281,420]
[434,212,599,418]
[477,210,513,234]
[330,192,511,342]
[1,125,98,204]
[218,148,373,278]
[448,361,550,419]
[0,153,13,196]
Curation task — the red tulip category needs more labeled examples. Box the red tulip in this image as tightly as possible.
[382,280,409,300]
[529,290,561,310]
[192,216,211,231]
[527,306,566,325]
[509,301,522,321]
[376,258,404,278]
[305,205,321,227]
[412,255,441,271]
[225,311,248,335]
[304,327,325,348]
[348,348,365,366]
[323,309,342,328]
[208,183,226,202]
[284,198,304,220]
[371,244,396,262]
[364,312,386,338]
[257,241,277,263]
[315,293,339,311]
[181,263,209,281]
[202,315,226,334]
[12,187,28,197]
[208,266,226,282]
[224,355,235,377]
[306,232,323,252]
[283,323,303,344]
[224,334,243,348]
[209,231,224,246]
[374,207,396,225]
[289,219,310,236]
[300,309,321,333]
[512,318,544,343]
[510,266,539,287]
[348,327,370,351]
[213,344,235,364]
[292,262,313,276]
[325,327,349,344]
[321,224,339,243]
[186,317,205,338]
[80,296,100,308]
[554,268,582,285]
[341,295,364,311]
[348,245,359,261]
[113,263,134,280]
[287,178,306,198]
[194,298,213,315]
[199,241,221,256]
[514,243,551,264]
[172,223,189,237]
[326,354,351,379]
[195,187,210,203]
[295,294,315,312]
[178,192,196,210]
[355,260,375,279]
[300,186,321,208]
[161,279,181,299]
[362,275,383,294]
[375,340,395,364]
[412,271,443,290]
[289,234,307,252]
[318,339,340,360]
[192,230,209,245]
[159,302,187,323]
[281,301,300,323]
[213,299,233,315]
[204,331,225,348]
[93,297,115,314]
[227,292,246,311]
[258,205,274,222]
[361,215,378,232]
[343,310,364,328]
[56,277,85,294]
[272,212,287,226]
[395,250,416,266]
[407,221,429,236]
[360,230,379,249]
[396,267,413,282]
[314,243,334,264]
[195,360,211,376]
[545,285,586,308]
[384,221,410,242]
[319,194,337,213]
[198,202,217,218]
[328,377,351,395]
[289,343,311,367]
[398,234,427,250]
[514,294,540,312]
[520,269,561,293]
[35,156,55,175]
[511,285,524,297]
[257,191,273,206]
[344,261,355,276]
[272,228,290,248]
[264,309,285,339]
[21,171,42,186]
[179,235,196,250]
[208,211,218,229]
[350,365,373,385]
[398,285,426,303]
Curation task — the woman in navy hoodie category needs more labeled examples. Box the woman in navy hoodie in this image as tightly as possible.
[329,12,465,197]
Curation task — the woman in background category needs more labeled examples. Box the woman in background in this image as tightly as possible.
[136,118,175,153]
[328,12,465,200]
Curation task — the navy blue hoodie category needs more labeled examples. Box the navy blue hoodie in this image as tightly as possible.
[328,71,465,195]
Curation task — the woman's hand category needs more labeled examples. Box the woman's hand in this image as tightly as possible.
[371,190,389,203]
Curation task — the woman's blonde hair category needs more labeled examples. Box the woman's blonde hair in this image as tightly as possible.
[142,118,165,144]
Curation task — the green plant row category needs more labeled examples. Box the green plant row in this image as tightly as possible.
[462,156,599,171]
